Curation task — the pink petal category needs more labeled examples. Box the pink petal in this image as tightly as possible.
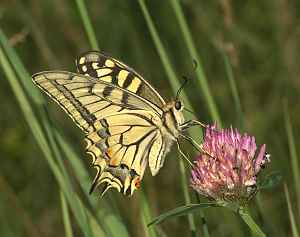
[254,144,266,173]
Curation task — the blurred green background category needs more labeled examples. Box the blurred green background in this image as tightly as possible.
[1,0,300,236]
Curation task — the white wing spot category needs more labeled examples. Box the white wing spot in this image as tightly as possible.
[79,57,86,64]
[81,65,87,72]
[92,62,99,69]
[97,68,112,77]
[117,70,129,87]
[105,60,115,67]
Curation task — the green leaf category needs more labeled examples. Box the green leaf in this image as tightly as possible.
[148,203,218,226]
[239,207,266,237]
[258,171,282,190]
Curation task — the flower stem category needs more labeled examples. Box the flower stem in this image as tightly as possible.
[179,159,197,237]
[238,207,266,237]
[195,193,210,237]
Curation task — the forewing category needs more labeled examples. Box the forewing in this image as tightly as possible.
[76,51,166,108]
[32,71,163,133]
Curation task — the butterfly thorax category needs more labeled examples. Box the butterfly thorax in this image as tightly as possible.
[161,101,185,139]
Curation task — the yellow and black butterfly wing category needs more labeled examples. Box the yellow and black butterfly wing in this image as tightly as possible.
[76,51,166,108]
[32,71,163,133]
[86,110,167,195]
[75,51,172,179]
[32,71,167,195]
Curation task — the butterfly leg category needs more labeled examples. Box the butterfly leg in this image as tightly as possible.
[180,119,207,131]
[176,140,194,167]
[179,134,216,159]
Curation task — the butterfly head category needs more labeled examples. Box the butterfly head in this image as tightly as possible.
[175,100,183,111]
[173,99,185,127]
[162,100,185,137]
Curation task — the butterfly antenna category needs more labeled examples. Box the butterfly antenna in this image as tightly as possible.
[176,140,194,167]
[175,59,198,100]
[175,76,189,101]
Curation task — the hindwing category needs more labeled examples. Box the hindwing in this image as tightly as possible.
[85,110,164,195]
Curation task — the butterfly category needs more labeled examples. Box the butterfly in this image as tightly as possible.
[32,51,204,196]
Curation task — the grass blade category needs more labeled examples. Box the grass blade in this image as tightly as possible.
[140,191,158,237]
[284,101,300,218]
[284,183,300,237]
[169,0,221,125]
[194,193,210,237]
[221,51,244,128]
[74,0,100,50]
[1,28,130,237]
[60,191,74,237]
[88,212,106,237]
[138,0,201,142]
[0,35,97,237]
[138,1,204,235]
[0,30,44,105]
[179,159,196,237]
[138,1,216,236]
[55,131,130,237]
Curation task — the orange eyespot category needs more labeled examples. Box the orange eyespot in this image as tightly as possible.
[110,157,117,166]
[134,178,141,189]
[105,148,113,159]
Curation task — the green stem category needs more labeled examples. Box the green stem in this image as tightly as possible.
[283,101,300,218]
[239,207,266,237]
[0,34,95,237]
[140,191,158,237]
[138,0,200,142]
[74,0,99,50]
[60,191,74,237]
[284,183,300,237]
[179,159,196,237]
[195,193,210,237]
[138,1,201,235]
[221,52,244,129]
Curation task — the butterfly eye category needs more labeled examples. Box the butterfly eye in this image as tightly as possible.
[175,101,182,110]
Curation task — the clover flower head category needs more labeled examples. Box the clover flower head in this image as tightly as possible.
[190,125,270,203]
